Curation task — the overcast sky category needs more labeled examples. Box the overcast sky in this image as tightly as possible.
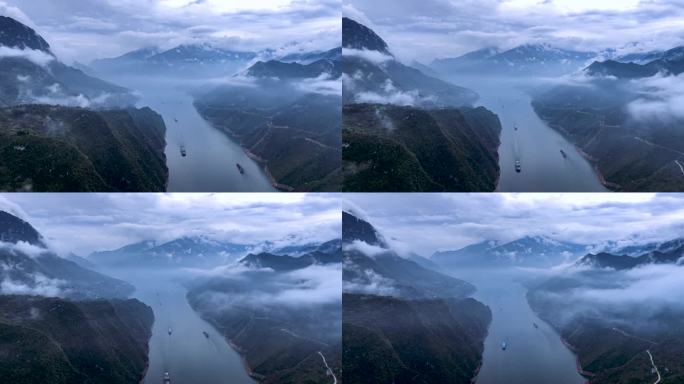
[345,193,684,257]
[0,0,340,64]
[0,193,340,256]
[343,0,684,62]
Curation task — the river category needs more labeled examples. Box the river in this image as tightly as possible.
[448,268,586,384]
[445,75,606,192]
[106,270,255,384]
[98,74,275,192]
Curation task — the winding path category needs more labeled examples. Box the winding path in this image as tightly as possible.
[675,160,684,176]
[318,351,338,384]
[647,350,661,384]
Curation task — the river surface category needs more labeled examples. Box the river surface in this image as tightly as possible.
[448,268,586,384]
[99,74,275,192]
[445,75,606,192]
[107,270,255,384]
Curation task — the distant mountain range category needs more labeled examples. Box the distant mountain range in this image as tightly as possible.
[239,239,342,271]
[245,56,341,79]
[430,234,684,271]
[0,210,133,299]
[91,43,256,76]
[433,235,587,268]
[431,43,596,76]
[585,46,684,79]
[91,42,343,80]
[576,240,684,270]
[89,236,251,268]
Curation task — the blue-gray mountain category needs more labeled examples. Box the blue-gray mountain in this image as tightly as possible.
[0,16,168,192]
[430,44,596,76]
[91,43,257,77]
[532,43,684,191]
[0,210,133,299]
[342,17,502,192]
[433,235,587,268]
[585,46,684,79]
[89,236,251,268]
[342,209,491,384]
[0,210,155,384]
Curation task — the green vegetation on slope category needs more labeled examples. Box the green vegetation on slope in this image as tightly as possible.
[0,295,154,384]
[343,294,491,384]
[0,105,168,192]
[343,104,501,192]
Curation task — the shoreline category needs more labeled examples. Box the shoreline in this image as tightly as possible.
[193,102,293,192]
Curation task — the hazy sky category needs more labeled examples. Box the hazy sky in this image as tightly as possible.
[0,193,341,256]
[345,193,684,256]
[343,0,684,62]
[0,0,340,64]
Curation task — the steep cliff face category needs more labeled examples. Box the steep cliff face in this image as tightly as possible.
[343,104,501,192]
[0,105,168,192]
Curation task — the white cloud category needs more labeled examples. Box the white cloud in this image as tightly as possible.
[0,241,48,258]
[0,46,54,67]
[1,193,341,256]
[343,240,388,258]
[627,73,684,121]
[343,48,393,64]
[0,274,64,297]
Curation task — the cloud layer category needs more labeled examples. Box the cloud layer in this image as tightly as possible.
[344,0,684,62]
[0,0,340,64]
[0,193,341,257]
[345,193,684,256]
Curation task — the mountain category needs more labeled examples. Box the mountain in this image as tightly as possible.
[89,236,250,268]
[0,295,153,384]
[343,294,491,384]
[195,83,341,191]
[576,244,684,270]
[0,105,168,192]
[0,16,51,52]
[91,43,256,76]
[342,17,391,55]
[239,239,342,271]
[342,18,502,192]
[528,261,684,383]
[0,210,44,245]
[245,58,341,79]
[342,17,478,108]
[585,59,659,78]
[532,65,684,191]
[0,17,134,108]
[430,47,500,73]
[281,47,342,64]
[343,210,475,299]
[586,46,684,79]
[342,210,491,384]
[0,210,134,299]
[431,43,595,76]
[0,17,168,192]
[433,236,586,268]
[187,244,342,383]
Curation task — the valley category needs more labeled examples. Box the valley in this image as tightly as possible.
[442,75,606,192]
